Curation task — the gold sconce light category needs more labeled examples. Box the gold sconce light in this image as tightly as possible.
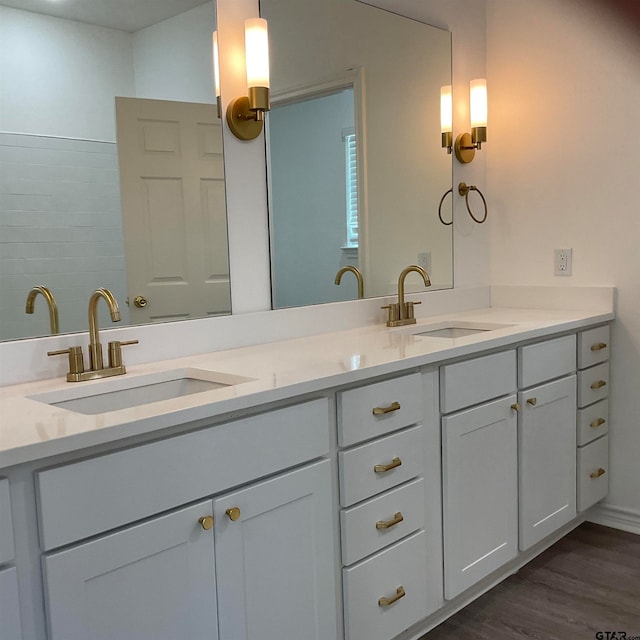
[441,79,488,163]
[226,18,271,141]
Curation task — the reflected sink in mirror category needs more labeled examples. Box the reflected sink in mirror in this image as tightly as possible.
[397,321,515,339]
[29,368,254,415]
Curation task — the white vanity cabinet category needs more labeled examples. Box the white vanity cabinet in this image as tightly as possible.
[440,351,518,599]
[337,371,442,640]
[517,335,577,550]
[0,477,22,640]
[36,399,337,640]
[576,325,610,511]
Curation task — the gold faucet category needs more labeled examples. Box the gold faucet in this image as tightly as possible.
[25,286,59,334]
[47,288,138,382]
[335,265,364,299]
[382,265,431,327]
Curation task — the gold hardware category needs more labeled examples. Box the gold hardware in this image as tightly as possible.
[527,398,537,406]
[590,467,606,479]
[226,507,241,521]
[376,512,404,530]
[25,286,60,334]
[454,132,477,164]
[88,288,120,371]
[590,380,607,390]
[590,417,606,428]
[133,295,148,308]
[511,402,521,412]
[372,401,401,416]
[374,457,402,473]
[458,182,488,223]
[199,516,214,530]
[108,340,139,368]
[378,586,406,607]
[335,266,364,299]
[48,346,85,377]
[385,265,431,327]
[590,342,607,351]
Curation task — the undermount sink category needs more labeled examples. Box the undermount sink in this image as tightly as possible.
[29,368,254,415]
[401,320,515,339]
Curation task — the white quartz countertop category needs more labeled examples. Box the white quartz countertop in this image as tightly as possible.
[0,306,613,468]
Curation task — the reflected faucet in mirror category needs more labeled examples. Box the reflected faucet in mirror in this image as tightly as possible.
[382,265,431,327]
[25,286,59,335]
[335,266,364,299]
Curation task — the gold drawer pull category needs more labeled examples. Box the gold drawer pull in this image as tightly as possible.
[378,586,406,607]
[372,401,401,416]
[526,397,537,406]
[590,417,606,428]
[590,380,607,390]
[511,402,521,412]
[225,507,241,521]
[374,457,402,473]
[198,516,214,531]
[590,342,608,351]
[590,467,606,479]
[376,512,404,530]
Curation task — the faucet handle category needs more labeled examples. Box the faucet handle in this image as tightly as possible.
[48,346,85,376]
[107,340,139,369]
[381,303,400,326]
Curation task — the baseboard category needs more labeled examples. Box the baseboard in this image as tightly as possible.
[587,503,640,535]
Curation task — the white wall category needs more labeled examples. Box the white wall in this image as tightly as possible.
[487,0,640,516]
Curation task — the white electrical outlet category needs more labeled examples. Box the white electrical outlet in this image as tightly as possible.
[418,251,431,272]
[554,249,573,276]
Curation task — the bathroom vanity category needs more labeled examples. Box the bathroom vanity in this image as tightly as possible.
[0,306,613,640]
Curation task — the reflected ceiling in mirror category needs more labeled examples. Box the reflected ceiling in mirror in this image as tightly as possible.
[0,0,231,342]
[262,0,453,309]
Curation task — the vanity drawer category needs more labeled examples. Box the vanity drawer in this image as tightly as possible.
[577,399,609,446]
[0,478,15,565]
[339,425,424,507]
[578,325,610,369]
[343,530,428,640]
[341,478,425,566]
[577,362,609,407]
[518,334,576,388]
[37,399,330,551]
[338,373,421,447]
[577,435,609,512]
[440,350,516,414]
[0,566,22,640]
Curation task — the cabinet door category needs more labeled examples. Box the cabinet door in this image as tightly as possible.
[214,460,338,640]
[0,566,23,640]
[43,501,217,640]
[442,395,518,599]
[518,376,576,550]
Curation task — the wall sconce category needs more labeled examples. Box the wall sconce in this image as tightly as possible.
[226,18,271,141]
[440,85,453,154]
[454,79,487,164]
[212,31,222,119]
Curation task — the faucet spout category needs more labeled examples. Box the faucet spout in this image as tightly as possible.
[335,265,365,299]
[25,286,59,334]
[397,265,431,310]
[88,288,121,370]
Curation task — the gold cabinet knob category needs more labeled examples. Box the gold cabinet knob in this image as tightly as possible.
[226,507,241,521]
[526,398,537,406]
[511,402,521,412]
[133,295,148,308]
[198,515,214,531]
[590,467,606,479]
[590,417,606,428]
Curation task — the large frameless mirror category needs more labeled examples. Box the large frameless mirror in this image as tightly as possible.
[262,0,453,308]
[0,0,230,342]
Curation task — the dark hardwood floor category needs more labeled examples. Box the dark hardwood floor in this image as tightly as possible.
[423,523,640,640]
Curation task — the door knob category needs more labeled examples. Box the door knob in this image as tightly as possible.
[133,295,148,308]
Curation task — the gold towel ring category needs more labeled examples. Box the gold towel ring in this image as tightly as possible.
[438,187,453,225]
[458,182,488,224]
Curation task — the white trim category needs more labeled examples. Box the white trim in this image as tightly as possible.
[587,504,640,535]
[0,130,115,144]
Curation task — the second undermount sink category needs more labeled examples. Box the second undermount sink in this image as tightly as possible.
[402,320,515,339]
[29,368,254,415]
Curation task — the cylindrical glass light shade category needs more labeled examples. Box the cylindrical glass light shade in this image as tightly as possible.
[469,79,487,129]
[245,18,270,89]
[212,31,221,99]
[440,85,452,133]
